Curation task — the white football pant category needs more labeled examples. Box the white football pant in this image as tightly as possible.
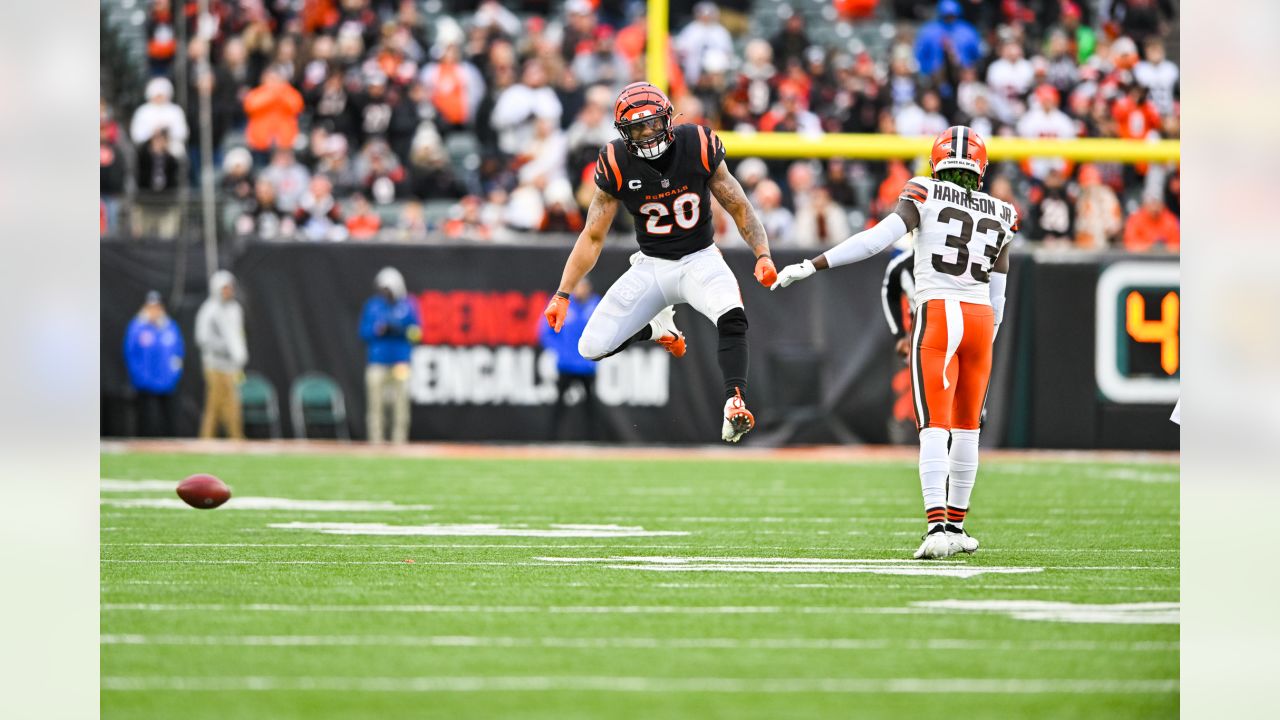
[578,245,744,360]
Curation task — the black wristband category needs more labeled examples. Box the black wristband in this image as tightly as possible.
[756,253,770,260]
[555,291,570,299]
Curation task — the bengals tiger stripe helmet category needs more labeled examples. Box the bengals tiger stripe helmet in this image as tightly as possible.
[930,125,989,183]
[614,82,675,159]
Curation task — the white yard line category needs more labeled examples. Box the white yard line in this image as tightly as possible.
[98,602,1169,617]
[97,557,1176,572]
[100,560,528,566]
[268,521,689,538]
[101,602,882,614]
[100,634,1177,653]
[99,542,1177,554]
[100,675,1179,694]
[99,579,1177,593]
[649,582,1175,592]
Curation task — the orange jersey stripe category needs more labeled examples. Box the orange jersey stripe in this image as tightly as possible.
[605,144,623,192]
[696,125,710,173]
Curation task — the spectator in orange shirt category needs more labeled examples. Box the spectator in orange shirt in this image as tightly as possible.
[346,193,382,240]
[1123,192,1180,252]
[1074,164,1122,249]
[243,68,305,162]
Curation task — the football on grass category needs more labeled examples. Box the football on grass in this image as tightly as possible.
[176,474,231,509]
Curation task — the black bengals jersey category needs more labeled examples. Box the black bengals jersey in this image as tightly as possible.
[593,123,727,261]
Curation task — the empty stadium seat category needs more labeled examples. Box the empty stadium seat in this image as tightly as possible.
[289,372,350,440]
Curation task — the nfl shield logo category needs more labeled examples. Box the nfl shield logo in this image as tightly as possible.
[661,179,670,188]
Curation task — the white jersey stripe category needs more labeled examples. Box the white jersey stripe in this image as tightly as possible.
[942,299,964,390]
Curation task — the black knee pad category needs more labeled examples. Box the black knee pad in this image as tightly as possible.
[716,307,748,337]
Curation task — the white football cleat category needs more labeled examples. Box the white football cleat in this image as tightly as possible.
[721,387,755,443]
[913,527,956,559]
[945,525,979,554]
[649,306,686,358]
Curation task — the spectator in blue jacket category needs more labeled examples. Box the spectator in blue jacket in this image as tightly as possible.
[914,0,983,78]
[538,278,600,440]
[359,267,421,444]
[124,290,185,437]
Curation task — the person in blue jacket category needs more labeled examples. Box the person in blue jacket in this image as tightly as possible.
[359,267,421,444]
[913,0,983,78]
[124,290,185,437]
[539,278,600,440]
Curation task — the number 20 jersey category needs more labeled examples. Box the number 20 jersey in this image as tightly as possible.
[594,123,727,261]
[898,176,1020,306]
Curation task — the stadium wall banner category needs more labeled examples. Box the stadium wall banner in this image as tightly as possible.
[100,242,1176,449]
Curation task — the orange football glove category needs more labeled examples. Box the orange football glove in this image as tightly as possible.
[754,255,778,288]
[544,292,570,332]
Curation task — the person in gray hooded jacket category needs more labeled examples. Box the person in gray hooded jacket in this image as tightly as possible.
[195,270,248,439]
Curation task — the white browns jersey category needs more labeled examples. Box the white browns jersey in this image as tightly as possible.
[898,176,1019,306]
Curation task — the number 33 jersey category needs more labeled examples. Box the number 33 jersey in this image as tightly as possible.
[899,176,1019,306]
[594,124,727,261]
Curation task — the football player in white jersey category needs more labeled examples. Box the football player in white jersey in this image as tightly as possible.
[772,126,1018,559]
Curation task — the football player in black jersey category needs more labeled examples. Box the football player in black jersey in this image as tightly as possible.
[543,82,775,443]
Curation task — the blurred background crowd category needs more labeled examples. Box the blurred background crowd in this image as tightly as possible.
[100,0,1180,252]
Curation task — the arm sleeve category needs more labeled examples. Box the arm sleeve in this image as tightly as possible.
[989,271,1007,327]
[821,212,909,269]
[881,252,911,338]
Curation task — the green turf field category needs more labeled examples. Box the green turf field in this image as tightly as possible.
[100,451,1179,719]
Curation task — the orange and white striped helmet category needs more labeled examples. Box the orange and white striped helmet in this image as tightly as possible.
[613,82,675,159]
[930,125,989,182]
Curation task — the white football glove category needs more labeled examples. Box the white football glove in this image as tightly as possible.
[770,259,817,290]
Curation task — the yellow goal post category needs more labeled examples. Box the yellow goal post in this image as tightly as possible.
[643,0,1179,165]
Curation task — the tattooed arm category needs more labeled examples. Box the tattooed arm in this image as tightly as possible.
[555,187,619,294]
[709,161,771,260]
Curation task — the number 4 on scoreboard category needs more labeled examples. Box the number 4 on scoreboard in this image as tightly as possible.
[1126,290,1179,375]
[1094,261,1180,404]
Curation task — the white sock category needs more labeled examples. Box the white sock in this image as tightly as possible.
[919,427,950,528]
[947,429,980,526]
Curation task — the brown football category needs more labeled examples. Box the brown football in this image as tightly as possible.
[176,474,231,509]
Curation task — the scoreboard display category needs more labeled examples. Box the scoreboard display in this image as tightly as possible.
[1094,262,1180,404]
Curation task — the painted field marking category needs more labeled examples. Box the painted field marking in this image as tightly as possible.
[649,582,1175,592]
[98,557,1176,571]
[99,579,1177,594]
[101,560,533,566]
[912,599,1180,625]
[99,602,936,615]
[100,634,1177,653]
[539,556,1040,579]
[268,522,689,538]
[101,498,435,512]
[99,542,1175,554]
[100,675,1178,694]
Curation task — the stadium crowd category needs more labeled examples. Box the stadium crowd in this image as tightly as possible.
[100,0,1179,252]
